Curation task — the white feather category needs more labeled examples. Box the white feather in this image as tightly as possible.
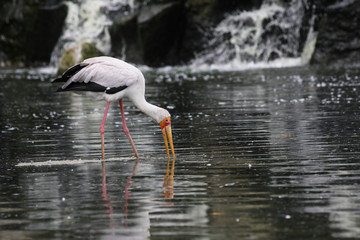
[60,56,169,123]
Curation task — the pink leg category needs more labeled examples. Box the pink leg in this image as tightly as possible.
[119,100,139,158]
[100,102,111,160]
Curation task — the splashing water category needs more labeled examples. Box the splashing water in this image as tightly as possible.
[47,0,314,73]
[50,0,137,69]
[191,0,309,71]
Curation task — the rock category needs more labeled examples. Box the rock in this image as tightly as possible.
[58,46,78,74]
[0,0,32,65]
[110,13,141,63]
[185,0,262,21]
[0,2,67,66]
[110,1,186,67]
[0,0,266,67]
[25,4,68,65]
[180,0,263,63]
[138,2,186,66]
[311,0,360,65]
[81,42,103,60]
[4,0,360,68]
[57,42,102,74]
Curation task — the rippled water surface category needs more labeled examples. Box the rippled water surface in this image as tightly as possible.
[1,66,360,239]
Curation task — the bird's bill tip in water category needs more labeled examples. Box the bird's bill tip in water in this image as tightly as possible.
[160,117,175,159]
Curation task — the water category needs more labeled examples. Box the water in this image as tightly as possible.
[48,0,314,72]
[191,0,308,71]
[50,0,137,67]
[1,65,360,239]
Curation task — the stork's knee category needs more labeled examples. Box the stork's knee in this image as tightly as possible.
[100,126,105,135]
[123,126,130,135]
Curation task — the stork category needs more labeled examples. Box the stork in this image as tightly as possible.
[52,56,175,164]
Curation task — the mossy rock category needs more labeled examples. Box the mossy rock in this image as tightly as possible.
[137,2,186,66]
[57,42,102,74]
[81,42,102,59]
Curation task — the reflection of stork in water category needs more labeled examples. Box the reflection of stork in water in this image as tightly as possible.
[163,174,174,199]
[101,161,114,228]
[101,159,139,228]
[102,159,175,228]
[53,56,175,167]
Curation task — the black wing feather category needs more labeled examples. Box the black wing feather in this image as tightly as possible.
[57,82,107,92]
[105,86,128,94]
[52,63,89,83]
[53,62,128,94]
[56,82,128,94]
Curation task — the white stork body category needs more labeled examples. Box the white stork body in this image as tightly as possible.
[64,57,142,101]
[53,56,175,162]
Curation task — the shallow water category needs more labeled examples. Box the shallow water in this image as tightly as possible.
[1,65,360,239]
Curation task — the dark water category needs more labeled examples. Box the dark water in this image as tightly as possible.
[1,65,360,239]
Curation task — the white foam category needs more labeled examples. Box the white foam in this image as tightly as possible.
[190,0,308,71]
[191,57,304,72]
[50,0,138,68]
[16,157,136,167]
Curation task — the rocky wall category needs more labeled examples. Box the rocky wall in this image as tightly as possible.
[311,0,360,65]
[0,0,67,66]
[1,0,360,68]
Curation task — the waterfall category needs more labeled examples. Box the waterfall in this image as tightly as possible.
[191,0,312,70]
[50,0,137,69]
[47,0,316,72]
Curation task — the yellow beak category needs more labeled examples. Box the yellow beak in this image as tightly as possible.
[162,125,175,160]
[160,117,175,161]
[162,124,175,176]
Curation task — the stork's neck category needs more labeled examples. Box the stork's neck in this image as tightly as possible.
[132,96,169,123]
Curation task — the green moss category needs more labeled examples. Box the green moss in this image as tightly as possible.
[57,46,77,75]
[81,42,102,59]
[57,42,103,74]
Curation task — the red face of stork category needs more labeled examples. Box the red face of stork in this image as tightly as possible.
[160,117,175,160]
